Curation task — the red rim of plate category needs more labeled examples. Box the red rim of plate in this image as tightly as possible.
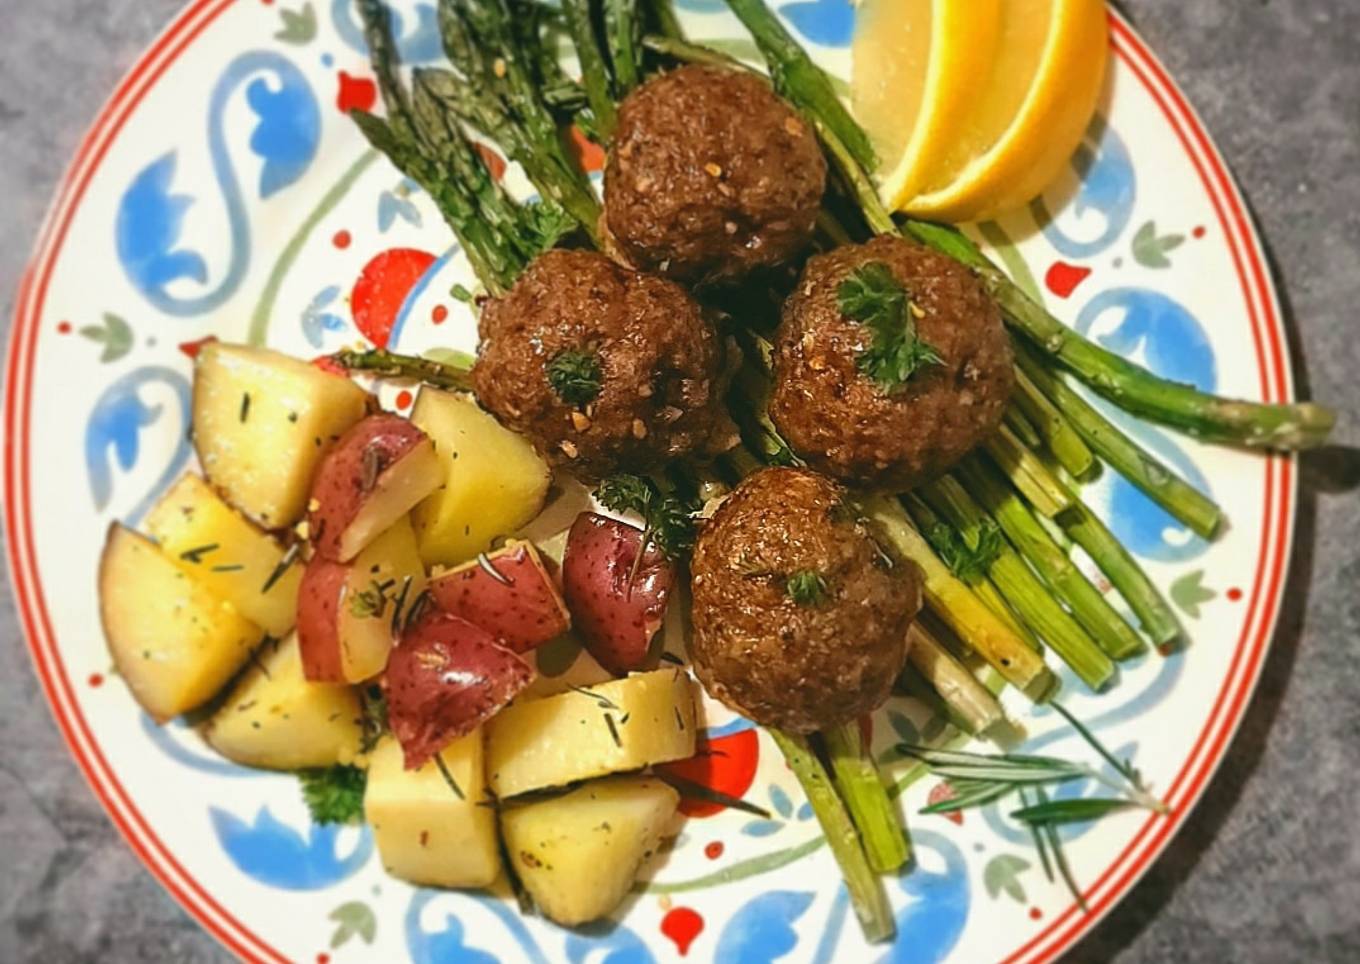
[1,5,1297,963]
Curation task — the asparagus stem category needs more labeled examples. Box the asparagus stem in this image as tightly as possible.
[1013,365,1097,480]
[1014,340,1224,540]
[355,1,524,294]
[604,0,643,92]
[904,622,1005,735]
[641,0,685,41]
[438,0,603,239]
[561,0,619,138]
[770,729,895,943]
[823,722,910,873]
[1004,405,1044,451]
[722,0,875,169]
[980,427,1182,650]
[331,349,475,392]
[902,492,1040,650]
[958,457,1146,662]
[642,33,749,70]
[984,423,1074,519]
[862,494,1056,700]
[1062,499,1182,652]
[899,219,1336,451]
[910,484,1117,692]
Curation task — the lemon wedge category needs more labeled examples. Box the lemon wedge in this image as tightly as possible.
[851,0,1003,212]
[853,0,1109,224]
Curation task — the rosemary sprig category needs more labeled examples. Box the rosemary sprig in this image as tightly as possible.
[903,702,1169,911]
[652,771,773,818]
[434,753,466,799]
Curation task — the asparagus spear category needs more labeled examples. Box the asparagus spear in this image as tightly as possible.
[823,722,911,873]
[1062,498,1182,652]
[908,485,1116,692]
[957,457,1146,662]
[903,622,1006,735]
[437,0,603,238]
[1004,404,1045,451]
[984,423,1074,519]
[1014,339,1223,540]
[1012,365,1097,480]
[862,494,1056,700]
[354,0,526,294]
[989,432,1183,650]
[604,0,643,92]
[900,218,1336,451]
[769,729,895,943]
[330,349,476,392]
[561,0,619,138]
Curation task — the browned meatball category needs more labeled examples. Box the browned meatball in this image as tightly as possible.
[473,250,736,481]
[769,237,1014,489]
[689,467,921,733]
[604,65,827,286]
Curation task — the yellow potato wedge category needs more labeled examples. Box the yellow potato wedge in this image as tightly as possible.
[145,473,302,638]
[486,669,697,798]
[203,632,363,769]
[364,732,500,889]
[501,775,680,926]
[99,524,262,722]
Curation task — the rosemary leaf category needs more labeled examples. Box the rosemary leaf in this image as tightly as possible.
[1010,797,1137,825]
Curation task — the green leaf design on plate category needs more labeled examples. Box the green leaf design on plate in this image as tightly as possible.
[79,313,133,363]
[982,853,1031,903]
[328,900,376,949]
[1131,220,1185,269]
[1170,569,1216,619]
[276,3,317,45]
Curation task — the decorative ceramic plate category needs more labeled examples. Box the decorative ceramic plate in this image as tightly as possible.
[4,2,1297,962]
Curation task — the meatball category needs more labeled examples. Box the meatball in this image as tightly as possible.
[769,237,1014,490]
[604,65,827,286]
[473,250,736,481]
[689,467,922,733]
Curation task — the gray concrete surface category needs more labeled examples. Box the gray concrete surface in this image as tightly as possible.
[1,1,1357,961]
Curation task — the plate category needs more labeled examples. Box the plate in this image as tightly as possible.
[3,2,1296,962]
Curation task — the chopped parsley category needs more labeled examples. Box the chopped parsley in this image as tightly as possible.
[786,569,829,606]
[595,473,697,561]
[838,262,943,390]
[926,520,1004,585]
[298,765,366,825]
[546,349,603,406]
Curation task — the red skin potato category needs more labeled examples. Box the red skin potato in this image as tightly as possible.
[384,611,534,770]
[307,413,431,561]
[561,512,675,677]
[296,554,349,683]
[429,541,570,654]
